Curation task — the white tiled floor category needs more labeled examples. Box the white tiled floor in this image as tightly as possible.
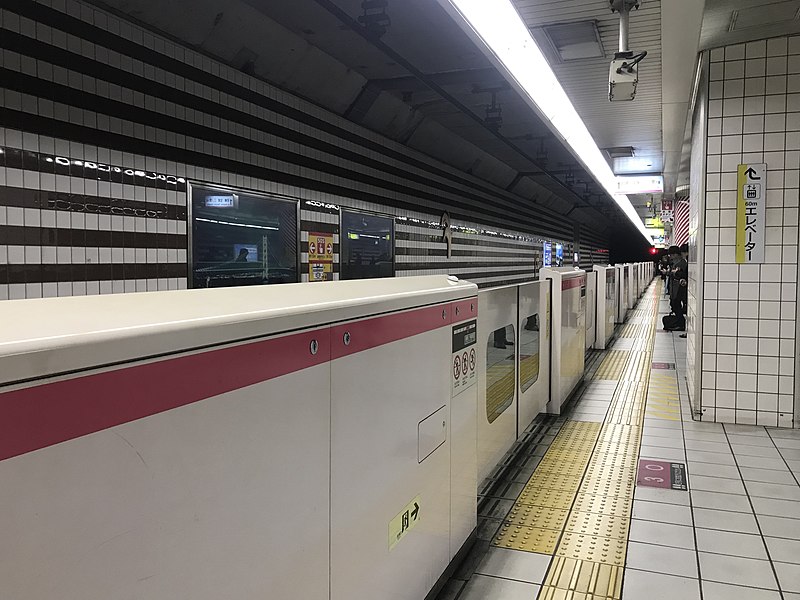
[457,574,540,600]
[473,547,550,583]
[627,292,800,599]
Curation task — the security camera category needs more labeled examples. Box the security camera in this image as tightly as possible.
[609,51,646,102]
[608,0,647,102]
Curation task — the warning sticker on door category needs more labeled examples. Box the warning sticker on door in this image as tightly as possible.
[452,320,477,396]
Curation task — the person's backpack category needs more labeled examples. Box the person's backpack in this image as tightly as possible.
[662,314,685,331]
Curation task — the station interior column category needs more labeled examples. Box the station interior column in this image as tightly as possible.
[688,36,800,428]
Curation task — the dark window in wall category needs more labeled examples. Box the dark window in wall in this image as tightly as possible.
[340,210,395,280]
[191,185,298,288]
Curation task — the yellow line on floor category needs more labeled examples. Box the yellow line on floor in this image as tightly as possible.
[493,421,602,554]
[534,281,663,600]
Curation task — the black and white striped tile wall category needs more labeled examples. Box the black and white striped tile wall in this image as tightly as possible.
[0,0,607,299]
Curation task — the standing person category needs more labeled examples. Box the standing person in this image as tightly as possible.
[664,252,675,298]
[666,245,688,330]
[678,244,689,315]
[658,254,670,294]
[677,243,689,337]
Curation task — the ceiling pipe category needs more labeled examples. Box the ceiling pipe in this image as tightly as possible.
[610,0,640,53]
[618,3,629,52]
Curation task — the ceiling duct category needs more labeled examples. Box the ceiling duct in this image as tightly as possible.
[728,1,800,31]
[358,0,391,37]
[604,146,635,159]
[531,20,605,63]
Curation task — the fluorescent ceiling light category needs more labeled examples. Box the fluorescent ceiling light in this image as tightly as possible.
[438,0,650,241]
[195,217,278,231]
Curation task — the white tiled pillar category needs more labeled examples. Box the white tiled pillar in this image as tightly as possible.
[690,36,800,428]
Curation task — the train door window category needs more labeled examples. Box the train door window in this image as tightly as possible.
[340,210,394,280]
[190,185,298,289]
[519,314,540,393]
[486,324,516,423]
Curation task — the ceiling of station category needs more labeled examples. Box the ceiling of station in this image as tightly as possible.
[515,0,663,177]
[700,0,800,50]
[95,0,679,237]
[512,0,664,221]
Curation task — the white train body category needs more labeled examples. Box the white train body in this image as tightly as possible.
[0,264,652,600]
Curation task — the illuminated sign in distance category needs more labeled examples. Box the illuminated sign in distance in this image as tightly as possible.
[205,194,238,208]
[615,175,664,194]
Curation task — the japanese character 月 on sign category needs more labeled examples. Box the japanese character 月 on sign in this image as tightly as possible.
[736,164,766,264]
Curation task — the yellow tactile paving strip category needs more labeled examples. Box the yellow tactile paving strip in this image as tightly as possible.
[617,322,649,338]
[593,351,629,380]
[645,371,681,421]
[491,282,662,599]
[494,421,602,553]
[541,557,623,599]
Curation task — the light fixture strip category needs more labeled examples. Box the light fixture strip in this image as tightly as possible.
[439,0,650,241]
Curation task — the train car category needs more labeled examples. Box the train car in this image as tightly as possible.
[1,264,655,600]
[593,265,617,349]
[476,281,551,483]
[0,276,479,600]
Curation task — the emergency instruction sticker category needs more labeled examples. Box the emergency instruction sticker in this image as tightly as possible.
[452,320,477,396]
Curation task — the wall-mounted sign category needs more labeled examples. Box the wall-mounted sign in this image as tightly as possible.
[555,243,564,267]
[646,227,665,247]
[543,242,552,267]
[645,216,663,229]
[615,175,664,194]
[308,232,335,282]
[736,163,766,264]
[205,194,238,208]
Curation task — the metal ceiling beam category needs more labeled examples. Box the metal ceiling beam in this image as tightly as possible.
[369,67,504,91]
[309,0,615,224]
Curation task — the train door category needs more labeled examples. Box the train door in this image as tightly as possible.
[517,281,550,437]
[615,265,626,324]
[585,271,597,350]
[476,285,518,483]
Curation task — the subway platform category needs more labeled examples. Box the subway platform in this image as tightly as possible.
[437,281,800,600]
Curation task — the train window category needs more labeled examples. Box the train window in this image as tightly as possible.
[519,314,540,393]
[486,324,516,424]
[340,210,394,280]
[190,185,298,289]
